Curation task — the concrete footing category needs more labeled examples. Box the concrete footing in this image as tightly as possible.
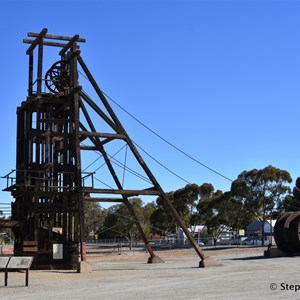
[199,256,223,268]
[199,260,205,267]
[264,247,287,258]
[147,255,164,263]
[77,261,92,273]
[264,247,300,258]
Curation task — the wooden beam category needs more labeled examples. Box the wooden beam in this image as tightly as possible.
[82,187,160,196]
[79,131,126,139]
[80,145,98,151]
[59,35,80,55]
[83,197,124,202]
[25,28,47,54]
[28,32,86,42]
[24,39,69,48]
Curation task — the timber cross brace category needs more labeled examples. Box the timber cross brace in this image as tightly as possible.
[3,28,206,269]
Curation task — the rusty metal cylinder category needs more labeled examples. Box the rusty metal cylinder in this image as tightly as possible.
[274,211,300,253]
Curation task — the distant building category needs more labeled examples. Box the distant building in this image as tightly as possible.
[246,220,276,236]
[244,220,276,245]
[177,225,205,245]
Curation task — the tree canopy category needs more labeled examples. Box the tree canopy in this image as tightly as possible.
[231,165,292,221]
[83,165,295,243]
[101,198,154,241]
[282,177,300,211]
[231,165,292,244]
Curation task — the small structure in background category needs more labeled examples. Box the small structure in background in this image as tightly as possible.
[244,219,275,245]
[178,225,205,246]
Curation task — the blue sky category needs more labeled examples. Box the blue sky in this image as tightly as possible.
[1,0,300,214]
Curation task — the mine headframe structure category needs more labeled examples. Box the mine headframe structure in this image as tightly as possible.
[3,28,206,269]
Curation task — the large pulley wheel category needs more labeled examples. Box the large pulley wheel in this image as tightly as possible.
[45,60,71,93]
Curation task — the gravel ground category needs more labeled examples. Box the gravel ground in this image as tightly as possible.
[1,246,300,299]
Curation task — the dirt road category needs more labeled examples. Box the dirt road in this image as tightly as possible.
[1,246,299,299]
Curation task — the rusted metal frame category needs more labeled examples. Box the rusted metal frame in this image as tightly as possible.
[284,211,300,229]
[78,98,111,152]
[274,211,300,252]
[25,28,47,55]
[28,31,86,43]
[79,99,115,146]
[80,91,121,133]
[78,56,126,130]
[122,197,157,259]
[78,55,206,263]
[78,55,204,261]
[78,122,99,145]
[101,137,116,146]
[79,110,157,259]
[82,172,94,188]
[70,43,86,261]
[78,100,101,144]
[78,103,133,198]
[78,98,96,128]
[77,60,143,191]
[123,128,207,260]
[78,56,162,189]
[284,212,300,251]
[79,127,115,146]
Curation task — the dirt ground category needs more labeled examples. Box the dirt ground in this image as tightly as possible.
[1,245,300,299]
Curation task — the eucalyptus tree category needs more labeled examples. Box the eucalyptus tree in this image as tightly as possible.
[281,177,300,212]
[83,201,106,239]
[173,183,201,225]
[152,183,216,233]
[231,165,292,245]
[102,198,154,244]
[196,184,223,244]
[150,192,177,234]
[215,191,253,238]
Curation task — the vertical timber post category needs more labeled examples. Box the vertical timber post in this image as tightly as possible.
[37,40,43,96]
[71,43,86,262]
[28,54,33,95]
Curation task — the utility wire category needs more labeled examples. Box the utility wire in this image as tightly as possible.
[103,92,233,182]
[79,86,190,184]
[81,142,152,184]
[133,141,190,185]
[78,69,233,183]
